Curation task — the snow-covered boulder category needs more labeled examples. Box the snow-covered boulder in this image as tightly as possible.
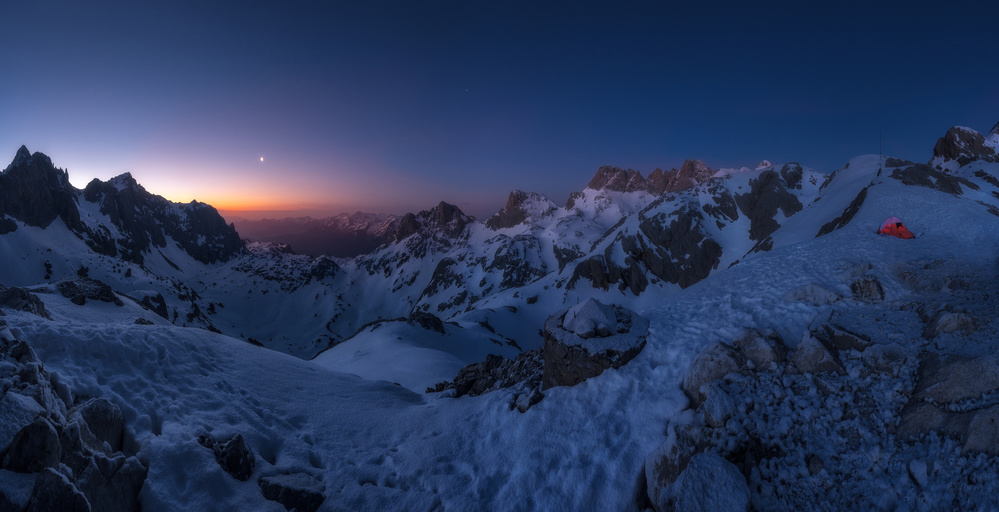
[789,334,845,375]
[562,298,618,338]
[542,301,648,389]
[682,342,744,407]
[645,424,708,511]
[923,310,976,338]
[733,329,787,369]
[662,452,750,512]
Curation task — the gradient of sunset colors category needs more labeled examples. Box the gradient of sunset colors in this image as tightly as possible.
[2,1,997,218]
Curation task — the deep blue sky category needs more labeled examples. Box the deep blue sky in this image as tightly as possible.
[2,1,997,218]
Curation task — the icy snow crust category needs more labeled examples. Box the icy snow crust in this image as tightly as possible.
[3,153,999,509]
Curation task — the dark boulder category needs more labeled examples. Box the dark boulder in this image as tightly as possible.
[2,417,61,473]
[25,468,91,512]
[0,287,50,319]
[258,473,326,512]
[198,433,256,481]
[76,453,147,512]
[75,398,125,452]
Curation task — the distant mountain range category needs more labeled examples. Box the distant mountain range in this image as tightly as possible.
[0,120,997,362]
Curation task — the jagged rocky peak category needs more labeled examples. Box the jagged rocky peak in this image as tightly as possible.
[666,159,715,193]
[6,144,33,171]
[486,190,557,230]
[756,160,774,170]
[392,201,470,241]
[932,125,998,167]
[586,166,647,193]
[0,145,81,230]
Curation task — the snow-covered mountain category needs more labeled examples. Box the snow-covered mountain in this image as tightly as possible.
[3,122,999,510]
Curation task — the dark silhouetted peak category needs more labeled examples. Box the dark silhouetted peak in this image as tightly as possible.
[390,201,471,242]
[9,145,32,170]
[932,125,997,167]
[486,190,557,230]
[586,166,647,192]
[0,146,80,229]
[989,121,999,140]
[109,172,144,192]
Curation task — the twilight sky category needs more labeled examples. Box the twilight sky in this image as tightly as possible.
[2,1,997,219]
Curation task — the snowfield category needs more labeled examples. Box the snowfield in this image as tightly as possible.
[3,130,999,510]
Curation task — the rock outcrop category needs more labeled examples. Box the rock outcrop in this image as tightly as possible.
[932,125,998,167]
[542,300,648,389]
[0,337,147,512]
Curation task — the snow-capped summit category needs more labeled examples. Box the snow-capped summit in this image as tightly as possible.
[485,190,557,230]
[756,159,774,170]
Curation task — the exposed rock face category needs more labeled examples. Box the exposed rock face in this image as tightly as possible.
[0,337,146,512]
[0,146,81,231]
[83,174,244,264]
[259,473,326,512]
[587,166,647,192]
[735,166,803,243]
[390,201,470,243]
[891,163,979,195]
[542,301,649,389]
[485,190,556,230]
[568,203,723,294]
[817,186,868,237]
[585,160,716,195]
[932,126,998,167]
[899,353,999,455]
[664,159,716,193]
[197,433,256,481]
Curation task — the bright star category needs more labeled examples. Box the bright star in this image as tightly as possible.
[260,157,264,162]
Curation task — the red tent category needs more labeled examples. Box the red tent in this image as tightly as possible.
[879,216,915,239]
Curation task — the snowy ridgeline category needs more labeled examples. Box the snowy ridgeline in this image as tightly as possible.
[0,124,998,509]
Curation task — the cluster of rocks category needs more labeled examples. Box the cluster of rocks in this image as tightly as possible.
[0,286,49,319]
[646,324,915,511]
[647,290,995,512]
[583,159,716,195]
[197,431,326,512]
[56,278,124,307]
[0,332,146,512]
[429,299,648,412]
